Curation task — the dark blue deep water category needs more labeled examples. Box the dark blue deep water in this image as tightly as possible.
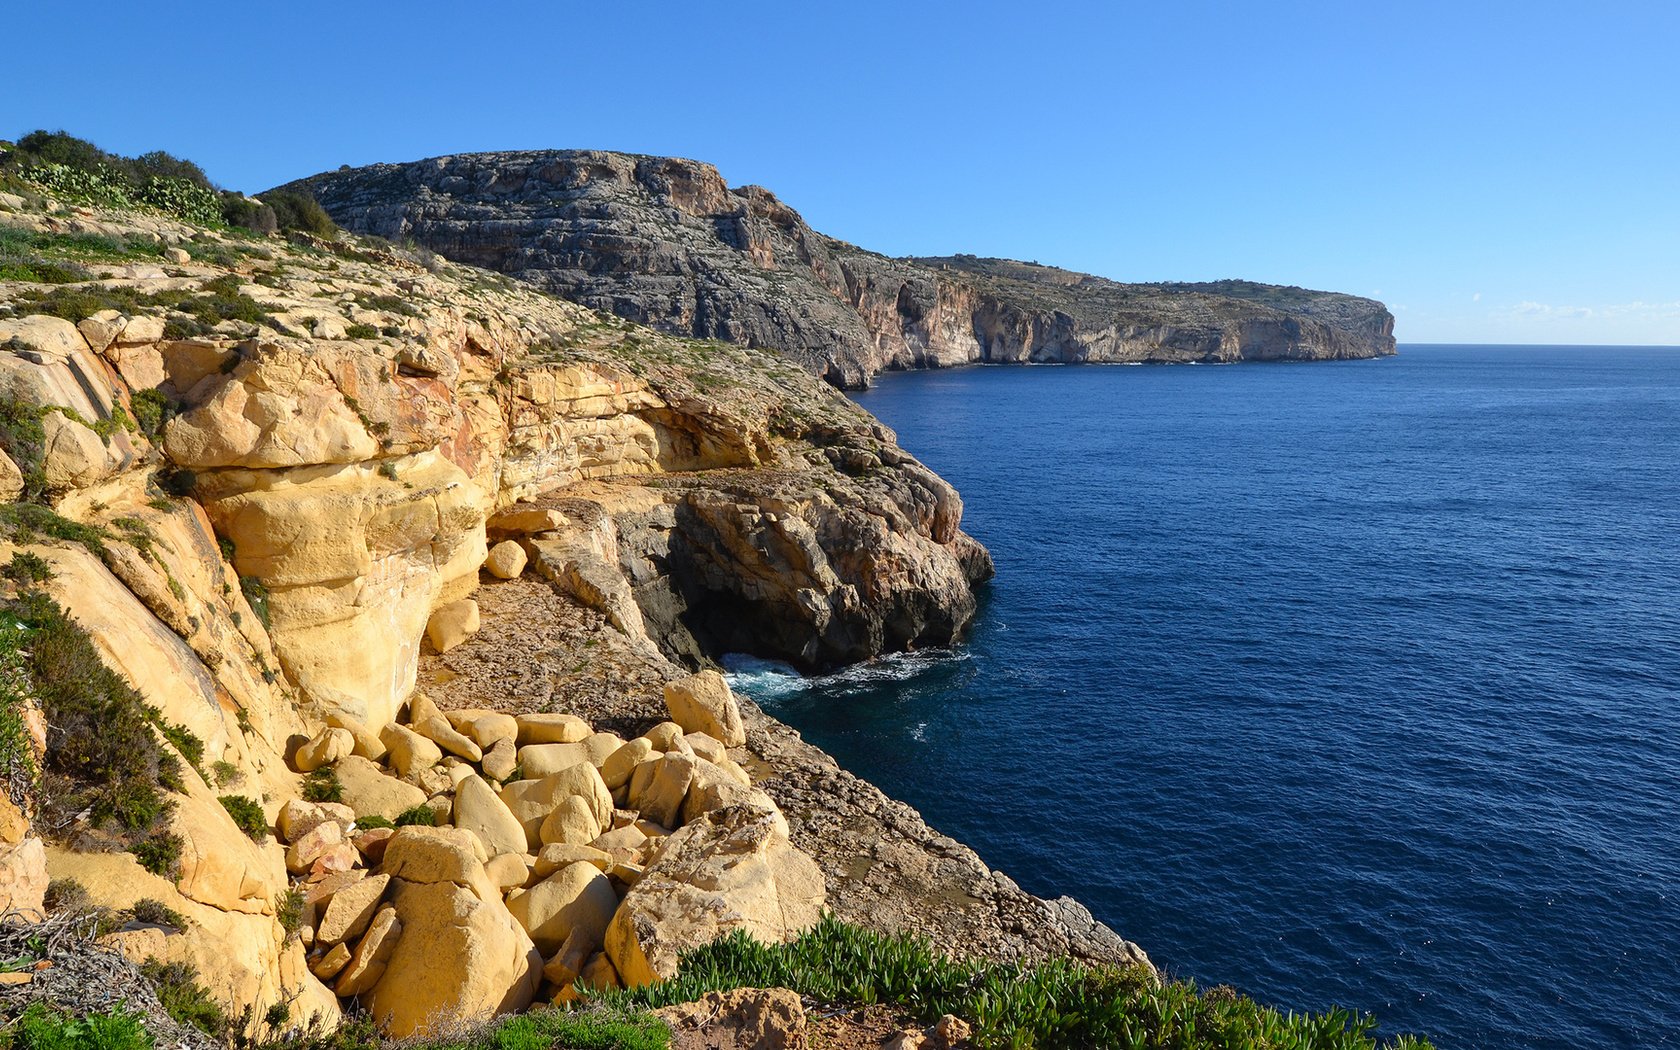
[727,346,1680,1050]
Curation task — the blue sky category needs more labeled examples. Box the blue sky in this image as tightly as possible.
[10,1,1677,344]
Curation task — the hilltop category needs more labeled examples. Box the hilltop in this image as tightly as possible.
[281,150,1396,388]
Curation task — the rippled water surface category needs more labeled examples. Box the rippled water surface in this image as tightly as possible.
[727,347,1680,1050]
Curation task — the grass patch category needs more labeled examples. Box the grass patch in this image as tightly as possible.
[1,1002,154,1050]
[353,814,394,831]
[612,916,1433,1050]
[218,794,268,840]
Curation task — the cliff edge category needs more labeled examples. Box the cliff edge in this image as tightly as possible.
[281,150,1396,388]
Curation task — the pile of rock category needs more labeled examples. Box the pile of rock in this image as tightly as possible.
[277,671,824,1037]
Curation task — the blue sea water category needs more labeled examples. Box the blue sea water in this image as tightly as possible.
[727,346,1680,1050]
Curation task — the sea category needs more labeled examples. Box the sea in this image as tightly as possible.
[724,345,1680,1050]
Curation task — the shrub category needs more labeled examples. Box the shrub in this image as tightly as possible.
[352,814,394,831]
[129,388,175,441]
[344,323,379,339]
[0,395,49,500]
[275,887,305,937]
[0,592,204,852]
[220,194,277,235]
[394,803,439,827]
[42,877,91,914]
[129,832,182,878]
[259,190,337,238]
[139,959,226,1037]
[301,768,342,804]
[218,794,268,840]
[130,897,186,929]
[5,131,220,225]
[2,551,53,586]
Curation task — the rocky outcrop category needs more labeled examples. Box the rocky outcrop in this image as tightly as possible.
[283,150,1397,388]
[0,177,1136,1039]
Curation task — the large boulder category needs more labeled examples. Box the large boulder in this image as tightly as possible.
[453,774,528,858]
[663,670,746,747]
[335,755,428,820]
[505,861,618,957]
[366,879,542,1037]
[605,804,825,987]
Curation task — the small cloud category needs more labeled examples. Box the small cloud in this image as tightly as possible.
[1472,292,1481,302]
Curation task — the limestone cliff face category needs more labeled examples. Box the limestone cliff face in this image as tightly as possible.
[282,151,1397,388]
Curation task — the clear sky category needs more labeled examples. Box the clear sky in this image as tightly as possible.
[9,0,1677,344]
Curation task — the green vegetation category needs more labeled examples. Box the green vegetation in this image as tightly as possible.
[129,832,184,877]
[0,224,170,285]
[394,803,439,827]
[3,131,220,226]
[612,916,1432,1050]
[139,959,227,1037]
[218,794,269,840]
[301,768,342,804]
[352,814,394,831]
[258,190,337,238]
[240,574,272,628]
[0,1002,154,1050]
[275,887,305,938]
[0,395,50,501]
[0,589,202,857]
[344,323,379,339]
[130,898,187,929]
[129,388,177,441]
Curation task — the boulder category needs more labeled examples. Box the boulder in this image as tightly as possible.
[336,755,428,820]
[684,732,729,765]
[578,952,622,991]
[484,541,527,579]
[426,598,480,653]
[462,712,518,750]
[485,852,532,892]
[277,800,356,844]
[0,838,47,919]
[481,737,518,782]
[294,727,355,772]
[414,715,482,762]
[334,904,401,996]
[317,873,391,945]
[367,879,541,1038]
[605,805,825,987]
[378,826,499,903]
[514,712,590,745]
[325,713,387,761]
[310,943,352,981]
[453,775,528,858]
[655,988,807,1050]
[600,738,655,791]
[642,721,688,753]
[663,671,746,747]
[486,507,564,535]
[539,795,601,847]
[353,827,397,864]
[505,861,618,956]
[631,752,697,830]
[286,821,347,875]
[379,723,443,777]
[533,843,612,878]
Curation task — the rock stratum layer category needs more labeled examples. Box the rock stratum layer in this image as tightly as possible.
[282,150,1396,388]
[0,179,1139,1038]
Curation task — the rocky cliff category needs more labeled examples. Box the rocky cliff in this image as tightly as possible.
[0,175,1143,1037]
[281,150,1396,388]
